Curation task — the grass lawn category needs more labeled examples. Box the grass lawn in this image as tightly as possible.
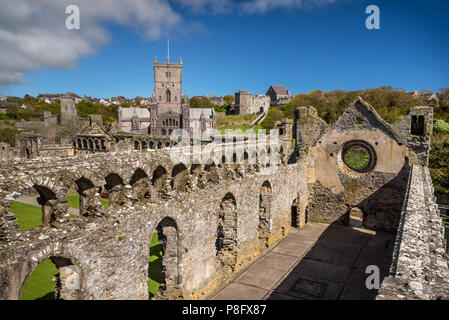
[216,114,258,131]
[10,202,42,231]
[21,259,57,300]
[148,232,162,298]
[12,200,161,300]
[217,124,263,133]
[64,194,109,209]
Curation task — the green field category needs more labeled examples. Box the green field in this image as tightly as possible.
[217,124,263,133]
[64,194,109,209]
[148,233,163,298]
[216,114,258,130]
[21,259,58,300]
[10,202,43,231]
[20,233,163,300]
[14,199,161,300]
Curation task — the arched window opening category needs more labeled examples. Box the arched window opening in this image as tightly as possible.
[148,217,180,299]
[20,257,80,300]
[259,181,272,247]
[171,164,189,191]
[152,166,168,190]
[216,193,238,271]
[10,185,58,231]
[166,90,171,103]
[104,173,124,208]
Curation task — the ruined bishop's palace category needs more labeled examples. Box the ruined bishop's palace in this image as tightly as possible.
[0,93,448,300]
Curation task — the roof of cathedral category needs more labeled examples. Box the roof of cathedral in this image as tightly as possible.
[118,107,150,120]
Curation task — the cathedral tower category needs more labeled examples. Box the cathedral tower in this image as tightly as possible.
[153,56,183,115]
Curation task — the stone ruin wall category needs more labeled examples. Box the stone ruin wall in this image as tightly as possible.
[301,99,426,233]
[0,139,311,300]
[378,165,449,299]
[0,98,447,300]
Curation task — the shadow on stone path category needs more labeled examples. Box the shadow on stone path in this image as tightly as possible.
[209,223,396,300]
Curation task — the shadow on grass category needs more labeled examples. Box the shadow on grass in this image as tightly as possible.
[36,292,55,300]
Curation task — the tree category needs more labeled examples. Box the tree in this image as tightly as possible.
[223,95,234,105]
[0,127,19,146]
[261,108,285,130]
[189,96,214,109]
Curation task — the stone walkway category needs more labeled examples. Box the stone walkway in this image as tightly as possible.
[209,222,396,300]
[16,195,80,216]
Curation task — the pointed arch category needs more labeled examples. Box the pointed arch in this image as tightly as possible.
[20,256,81,300]
[171,163,189,191]
[152,165,168,189]
[259,180,272,247]
[148,217,181,299]
[166,90,171,103]
[216,192,238,271]
[104,173,124,207]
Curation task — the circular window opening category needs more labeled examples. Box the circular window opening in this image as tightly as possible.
[342,140,376,173]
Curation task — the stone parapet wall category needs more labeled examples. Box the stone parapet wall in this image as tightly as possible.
[377,165,449,300]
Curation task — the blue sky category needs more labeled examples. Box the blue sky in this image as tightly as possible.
[2,0,449,98]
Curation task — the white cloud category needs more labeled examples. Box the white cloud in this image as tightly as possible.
[239,0,340,14]
[175,0,234,14]
[0,0,343,87]
[0,0,182,86]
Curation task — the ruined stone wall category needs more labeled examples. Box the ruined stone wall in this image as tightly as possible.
[303,98,422,232]
[377,165,449,300]
[38,145,75,158]
[0,143,19,162]
[391,106,433,165]
[0,142,308,300]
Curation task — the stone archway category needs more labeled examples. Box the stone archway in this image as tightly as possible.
[258,181,272,247]
[20,256,80,300]
[149,217,181,299]
[72,177,103,217]
[291,196,307,229]
[34,185,58,226]
[171,164,189,191]
[152,166,169,198]
[104,173,124,207]
[216,193,238,272]
[291,198,299,228]
[130,168,151,202]
[349,207,364,228]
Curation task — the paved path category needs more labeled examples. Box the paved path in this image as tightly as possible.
[209,222,395,300]
[16,195,80,216]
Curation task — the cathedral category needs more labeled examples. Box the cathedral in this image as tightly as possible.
[118,57,215,136]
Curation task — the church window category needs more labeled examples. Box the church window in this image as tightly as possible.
[166,90,171,103]
[342,140,376,173]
